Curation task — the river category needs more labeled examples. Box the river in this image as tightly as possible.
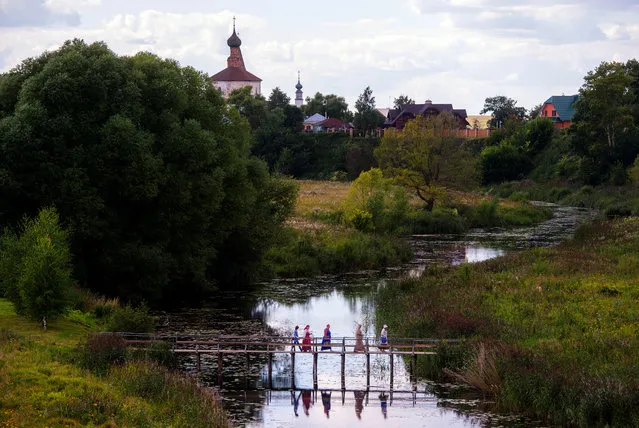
[157,204,595,427]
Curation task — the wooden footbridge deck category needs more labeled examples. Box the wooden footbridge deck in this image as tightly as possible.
[115,333,460,390]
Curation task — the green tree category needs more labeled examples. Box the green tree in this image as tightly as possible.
[0,40,295,305]
[570,60,639,183]
[480,95,526,127]
[343,168,408,232]
[267,87,291,110]
[228,86,270,130]
[0,207,73,320]
[354,86,384,137]
[528,103,543,119]
[375,113,478,211]
[302,92,353,122]
[393,95,415,109]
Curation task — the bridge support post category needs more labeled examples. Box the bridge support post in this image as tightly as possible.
[313,351,318,390]
[410,339,416,384]
[341,338,345,390]
[389,351,394,390]
[267,345,273,389]
[365,338,370,388]
[217,351,223,387]
[290,351,296,389]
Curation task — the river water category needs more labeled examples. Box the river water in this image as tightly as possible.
[157,204,595,427]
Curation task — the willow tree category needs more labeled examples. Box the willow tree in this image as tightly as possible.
[375,113,478,211]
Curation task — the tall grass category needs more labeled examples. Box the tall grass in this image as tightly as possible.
[376,218,639,425]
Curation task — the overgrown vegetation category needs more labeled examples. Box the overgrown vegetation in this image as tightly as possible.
[376,218,639,425]
[0,299,228,427]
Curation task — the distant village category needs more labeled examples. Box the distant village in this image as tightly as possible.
[212,22,578,137]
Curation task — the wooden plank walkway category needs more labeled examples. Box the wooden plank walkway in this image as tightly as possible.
[112,333,460,390]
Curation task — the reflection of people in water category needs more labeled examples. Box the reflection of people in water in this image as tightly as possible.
[321,324,331,350]
[354,390,366,419]
[302,325,312,352]
[354,322,365,352]
[291,390,301,417]
[302,389,312,416]
[379,392,388,419]
[321,391,331,418]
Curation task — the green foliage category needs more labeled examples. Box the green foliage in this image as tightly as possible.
[404,208,468,234]
[472,198,499,227]
[0,40,292,305]
[393,94,415,109]
[106,303,156,333]
[609,162,628,186]
[570,60,639,184]
[302,92,353,122]
[343,168,409,232]
[263,227,412,278]
[353,86,384,136]
[376,113,479,210]
[480,95,526,127]
[0,207,73,320]
[481,142,532,184]
[630,155,639,187]
[80,333,127,376]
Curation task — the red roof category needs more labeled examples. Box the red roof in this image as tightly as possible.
[211,67,262,82]
[318,117,352,128]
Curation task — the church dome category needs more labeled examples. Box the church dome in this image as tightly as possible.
[227,28,241,48]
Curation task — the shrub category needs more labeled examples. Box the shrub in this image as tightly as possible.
[472,198,499,227]
[106,303,156,333]
[507,191,529,202]
[350,209,374,232]
[80,333,127,376]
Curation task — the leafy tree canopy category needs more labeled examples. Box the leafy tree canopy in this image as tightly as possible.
[353,86,384,137]
[267,87,290,110]
[480,95,526,127]
[0,39,296,305]
[302,92,353,122]
[375,113,479,211]
[393,95,415,109]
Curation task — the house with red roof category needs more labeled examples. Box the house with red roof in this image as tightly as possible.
[211,20,262,98]
[539,95,578,129]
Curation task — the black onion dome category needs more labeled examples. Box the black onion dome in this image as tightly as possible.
[227,29,241,48]
[296,80,303,90]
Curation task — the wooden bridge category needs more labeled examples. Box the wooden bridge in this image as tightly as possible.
[116,333,460,390]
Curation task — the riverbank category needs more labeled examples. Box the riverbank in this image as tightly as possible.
[376,217,639,426]
[0,300,229,427]
[263,180,553,277]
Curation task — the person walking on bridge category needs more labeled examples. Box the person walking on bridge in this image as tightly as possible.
[321,323,331,350]
[292,325,301,351]
[354,322,365,352]
[301,325,312,352]
[380,324,388,345]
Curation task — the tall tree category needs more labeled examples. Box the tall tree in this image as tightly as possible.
[267,87,291,110]
[480,95,526,127]
[570,60,639,183]
[0,39,296,305]
[528,103,543,119]
[354,86,384,137]
[375,113,479,211]
[302,92,352,122]
[393,95,415,109]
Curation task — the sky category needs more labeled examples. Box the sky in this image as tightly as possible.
[1,0,638,114]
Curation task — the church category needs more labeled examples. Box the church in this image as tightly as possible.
[211,20,262,97]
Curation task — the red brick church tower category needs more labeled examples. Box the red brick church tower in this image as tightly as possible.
[211,18,262,98]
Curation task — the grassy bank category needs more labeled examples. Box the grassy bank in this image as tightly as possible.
[0,300,229,427]
[376,218,639,426]
[488,180,639,217]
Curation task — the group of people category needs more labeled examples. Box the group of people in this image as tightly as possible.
[292,323,389,352]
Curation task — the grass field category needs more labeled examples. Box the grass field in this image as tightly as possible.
[0,300,228,427]
[376,218,639,426]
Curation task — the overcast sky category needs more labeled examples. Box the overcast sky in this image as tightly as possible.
[1,0,638,114]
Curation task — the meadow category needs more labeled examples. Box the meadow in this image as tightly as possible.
[0,300,229,427]
[376,218,639,426]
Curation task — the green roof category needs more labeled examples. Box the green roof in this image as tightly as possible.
[543,95,578,121]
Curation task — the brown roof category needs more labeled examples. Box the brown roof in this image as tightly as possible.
[318,117,350,128]
[211,67,262,82]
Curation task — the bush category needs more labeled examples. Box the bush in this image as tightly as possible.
[472,198,499,227]
[80,333,127,376]
[106,303,156,333]
[350,209,374,232]
[405,209,468,234]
